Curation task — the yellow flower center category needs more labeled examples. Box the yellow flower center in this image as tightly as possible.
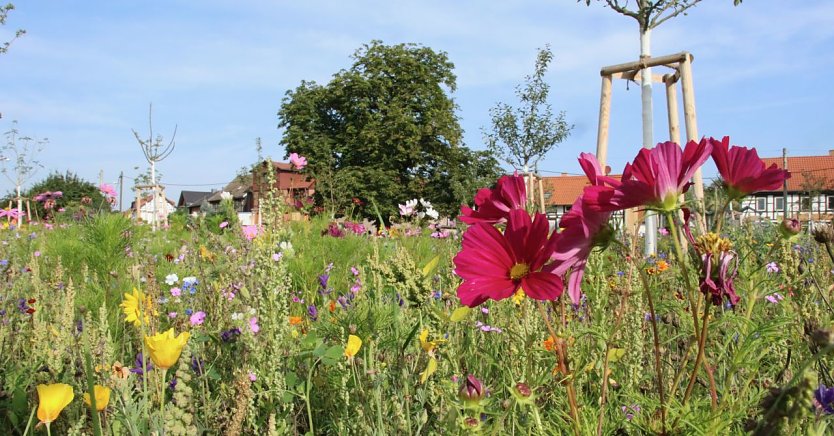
[510,263,530,280]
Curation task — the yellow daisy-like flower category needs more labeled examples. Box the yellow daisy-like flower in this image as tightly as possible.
[120,288,156,327]
[144,328,191,370]
[36,383,74,424]
[345,335,362,359]
[82,385,111,411]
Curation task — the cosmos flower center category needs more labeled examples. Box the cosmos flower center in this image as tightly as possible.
[509,263,530,280]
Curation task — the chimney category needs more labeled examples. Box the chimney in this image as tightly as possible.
[829,150,834,157]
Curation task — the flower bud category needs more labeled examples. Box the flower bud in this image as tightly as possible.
[459,374,484,403]
[779,218,801,239]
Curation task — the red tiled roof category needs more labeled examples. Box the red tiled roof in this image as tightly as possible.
[759,151,834,192]
[542,175,589,206]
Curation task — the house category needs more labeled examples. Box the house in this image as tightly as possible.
[206,174,255,225]
[251,161,315,225]
[177,190,212,214]
[130,192,177,224]
[541,173,626,229]
[740,150,834,223]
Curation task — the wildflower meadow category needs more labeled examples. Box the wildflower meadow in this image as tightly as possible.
[2,136,834,435]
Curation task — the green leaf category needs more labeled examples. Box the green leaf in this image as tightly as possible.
[450,306,472,323]
[400,321,421,354]
[607,348,625,363]
[421,255,440,277]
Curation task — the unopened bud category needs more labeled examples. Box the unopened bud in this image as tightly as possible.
[779,218,801,239]
[459,374,485,403]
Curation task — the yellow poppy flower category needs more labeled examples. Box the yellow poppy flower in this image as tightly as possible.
[344,335,362,359]
[418,329,444,355]
[37,383,74,424]
[82,385,111,411]
[120,288,157,327]
[144,328,190,370]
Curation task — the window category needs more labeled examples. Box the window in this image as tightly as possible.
[828,196,834,210]
[775,197,784,211]
[756,197,767,211]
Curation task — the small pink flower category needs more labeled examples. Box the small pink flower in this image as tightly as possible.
[272,253,282,262]
[249,317,260,334]
[34,251,41,257]
[219,221,229,229]
[168,312,178,318]
[289,152,307,170]
[248,371,257,382]
[351,266,360,276]
[170,287,182,297]
[190,311,206,326]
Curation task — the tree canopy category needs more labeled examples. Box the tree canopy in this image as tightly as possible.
[1,171,107,218]
[277,40,500,219]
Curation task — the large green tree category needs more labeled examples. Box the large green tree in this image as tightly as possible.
[277,40,500,219]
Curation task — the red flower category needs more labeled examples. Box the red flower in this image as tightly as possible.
[584,139,712,213]
[710,136,790,199]
[454,209,561,307]
[28,298,36,304]
[547,153,618,304]
[459,173,527,225]
[26,308,35,314]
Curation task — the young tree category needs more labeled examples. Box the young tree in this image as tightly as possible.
[483,46,572,173]
[132,104,176,230]
[1,121,45,226]
[579,0,742,254]
[278,40,500,219]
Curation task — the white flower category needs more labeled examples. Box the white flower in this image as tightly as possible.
[165,273,178,285]
[406,199,418,209]
[248,307,257,315]
[425,207,439,220]
[419,198,432,208]
[220,191,233,200]
[279,241,294,256]
[231,312,243,321]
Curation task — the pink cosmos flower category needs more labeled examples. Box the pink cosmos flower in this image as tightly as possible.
[459,173,527,225]
[710,136,790,199]
[242,225,259,240]
[289,152,307,170]
[170,287,182,297]
[99,183,117,198]
[584,139,712,213]
[546,153,618,304]
[454,209,561,307]
[700,250,739,306]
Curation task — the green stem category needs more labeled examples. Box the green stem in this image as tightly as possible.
[682,300,711,406]
[305,357,322,435]
[665,213,702,342]
[21,403,36,436]
[46,423,52,436]
[714,197,732,234]
[636,266,667,434]
[536,303,580,436]
[159,369,168,420]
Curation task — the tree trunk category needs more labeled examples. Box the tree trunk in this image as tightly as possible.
[640,27,657,255]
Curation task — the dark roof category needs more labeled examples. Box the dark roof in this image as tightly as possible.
[178,191,212,207]
[207,174,252,202]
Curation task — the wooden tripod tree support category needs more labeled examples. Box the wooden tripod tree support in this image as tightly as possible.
[133,184,168,227]
[595,51,706,234]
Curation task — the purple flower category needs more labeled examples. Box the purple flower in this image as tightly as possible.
[190,311,206,325]
[766,262,780,273]
[131,352,153,376]
[351,266,360,276]
[621,404,641,421]
[765,293,784,304]
[337,295,350,309]
[220,327,242,343]
[815,384,834,414]
[307,305,318,321]
[272,252,282,262]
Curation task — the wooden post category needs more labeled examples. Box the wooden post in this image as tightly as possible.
[679,55,704,201]
[538,175,546,215]
[596,74,613,169]
[664,74,681,145]
[134,188,141,223]
[25,200,31,223]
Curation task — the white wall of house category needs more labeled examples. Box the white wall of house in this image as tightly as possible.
[741,192,834,222]
[137,196,176,223]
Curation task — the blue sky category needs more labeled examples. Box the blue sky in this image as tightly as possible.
[1,0,833,208]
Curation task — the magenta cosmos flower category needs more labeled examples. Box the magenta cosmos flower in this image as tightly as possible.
[710,136,790,200]
[459,173,526,225]
[584,139,712,213]
[289,152,307,170]
[547,153,618,304]
[454,209,561,307]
